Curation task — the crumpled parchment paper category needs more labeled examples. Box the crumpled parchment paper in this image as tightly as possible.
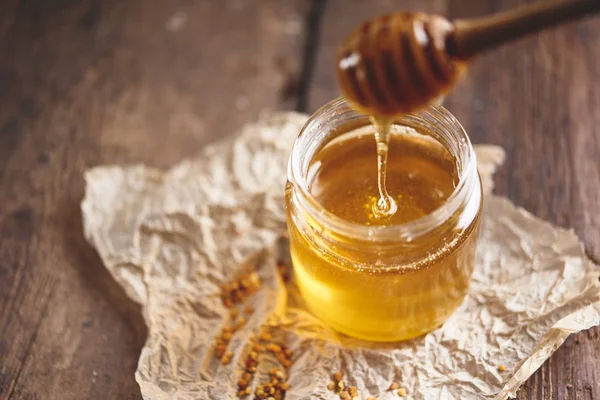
[82,112,600,400]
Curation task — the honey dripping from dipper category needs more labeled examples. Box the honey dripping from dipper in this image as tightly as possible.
[286,0,600,342]
[336,13,466,220]
[337,2,600,218]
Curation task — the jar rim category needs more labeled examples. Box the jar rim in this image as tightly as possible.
[288,97,478,241]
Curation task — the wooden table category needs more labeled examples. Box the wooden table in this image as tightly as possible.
[0,0,598,398]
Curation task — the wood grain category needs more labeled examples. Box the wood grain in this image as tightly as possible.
[307,0,600,398]
[0,0,308,399]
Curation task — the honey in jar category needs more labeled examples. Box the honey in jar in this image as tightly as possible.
[285,98,482,342]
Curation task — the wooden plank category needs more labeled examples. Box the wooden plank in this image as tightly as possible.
[0,0,308,399]
[307,0,600,398]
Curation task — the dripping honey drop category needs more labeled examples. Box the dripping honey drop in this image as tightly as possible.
[370,117,397,219]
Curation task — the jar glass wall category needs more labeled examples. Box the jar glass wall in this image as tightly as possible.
[285,98,482,342]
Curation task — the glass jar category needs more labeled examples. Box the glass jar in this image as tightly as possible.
[285,98,482,342]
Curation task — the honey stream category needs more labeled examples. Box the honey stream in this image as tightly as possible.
[370,117,398,219]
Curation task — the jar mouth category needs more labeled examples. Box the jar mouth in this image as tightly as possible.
[288,97,478,241]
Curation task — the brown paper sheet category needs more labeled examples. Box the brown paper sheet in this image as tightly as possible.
[82,112,600,400]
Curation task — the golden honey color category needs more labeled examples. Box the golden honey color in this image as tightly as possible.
[285,120,481,342]
[310,128,458,225]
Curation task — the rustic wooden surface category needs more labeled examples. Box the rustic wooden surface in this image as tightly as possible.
[0,0,598,399]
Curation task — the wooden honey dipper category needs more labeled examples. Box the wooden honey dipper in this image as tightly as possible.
[336,0,600,117]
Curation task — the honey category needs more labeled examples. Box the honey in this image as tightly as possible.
[285,99,482,341]
[370,117,398,219]
[309,126,457,225]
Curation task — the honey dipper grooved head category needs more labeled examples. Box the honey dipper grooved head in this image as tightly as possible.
[336,12,466,117]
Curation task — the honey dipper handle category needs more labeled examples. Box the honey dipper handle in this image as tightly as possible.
[449,0,600,60]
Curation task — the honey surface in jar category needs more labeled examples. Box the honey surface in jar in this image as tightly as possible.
[310,126,457,225]
[286,125,481,342]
